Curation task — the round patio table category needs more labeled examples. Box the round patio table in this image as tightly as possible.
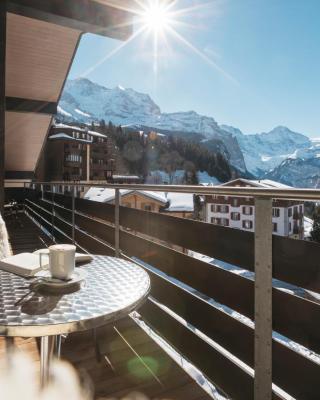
[0,255,150,385]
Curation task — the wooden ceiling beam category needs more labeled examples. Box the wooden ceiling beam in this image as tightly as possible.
[6,97,57,115]
[5,171,34,179]
[7,0,133,40]
[0,1,6,211]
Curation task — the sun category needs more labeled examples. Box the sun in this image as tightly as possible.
[140,1,171,32]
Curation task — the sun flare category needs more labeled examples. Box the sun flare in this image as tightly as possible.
[81,0,235,84]
[140,1,171,32]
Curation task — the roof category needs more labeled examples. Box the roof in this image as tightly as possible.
[112,175,140,180]
[84,188,167,204]
[84,187,194,212]
[164,192,194,212]
[49,133,91,143]
[220,178,292,189]
[53,123,107,138]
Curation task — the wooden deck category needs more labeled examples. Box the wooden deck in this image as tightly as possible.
[2,213,211,400]
[5,211,54,253]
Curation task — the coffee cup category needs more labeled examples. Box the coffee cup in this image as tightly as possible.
[47,244,76,280]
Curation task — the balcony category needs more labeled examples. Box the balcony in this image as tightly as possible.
[3,182,320,400]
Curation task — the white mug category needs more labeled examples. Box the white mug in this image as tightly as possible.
[47,244,76,280]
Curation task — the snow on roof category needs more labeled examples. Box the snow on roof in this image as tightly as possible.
[84,187,194,211]
[84,188,131,203]
[164,192,194,212]
[54,123,85,131]
[112,175,140,179]
[251,179,292,189]
[87,130,107,138]
[49,133,91,143]
[53,123,107,138]
[220,178,292,189]
[84,188,167,204]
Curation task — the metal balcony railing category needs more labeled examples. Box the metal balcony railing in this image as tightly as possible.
[10,181,320,400]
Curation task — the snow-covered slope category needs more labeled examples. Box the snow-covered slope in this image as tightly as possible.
[221,125,311,177]
[59,78,161,125]
[60,78,223,135]
[59,78,247,172]
[265,138,320,188]
[59,78,313,180]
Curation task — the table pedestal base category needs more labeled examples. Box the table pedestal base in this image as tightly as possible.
[40,335,61,387]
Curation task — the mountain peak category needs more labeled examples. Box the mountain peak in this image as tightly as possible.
[58,77,312,181]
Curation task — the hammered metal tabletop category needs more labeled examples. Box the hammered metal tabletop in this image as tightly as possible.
[0,255,150,337]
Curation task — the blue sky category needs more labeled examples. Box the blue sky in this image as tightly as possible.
[69,0,320,137]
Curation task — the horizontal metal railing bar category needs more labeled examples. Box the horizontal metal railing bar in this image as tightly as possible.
[20,181,320,201]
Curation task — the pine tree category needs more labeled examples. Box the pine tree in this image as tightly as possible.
[311,206,320,242]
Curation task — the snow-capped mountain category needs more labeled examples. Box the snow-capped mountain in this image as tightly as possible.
[59,78,247,172]
[265,138,320,188]
[58,78,314,181]
[221,125,311,177]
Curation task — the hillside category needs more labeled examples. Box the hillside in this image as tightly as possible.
[58,78,314,183]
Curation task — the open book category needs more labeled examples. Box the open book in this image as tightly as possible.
[0,251,93,278]
[0,253,48,277]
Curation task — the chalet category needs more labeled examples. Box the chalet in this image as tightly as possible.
[204,178,304,239]
[84,187,194,217]
[37,123,115,182]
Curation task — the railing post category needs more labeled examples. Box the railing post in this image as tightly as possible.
[23,182,26,213]
[51,185,55,241]
[115,188,120,257]
[254,196,273,400]
[72,185,75,244]
[41,184,44,200]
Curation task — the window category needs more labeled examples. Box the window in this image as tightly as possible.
[299,205,303,213]
[243,206,253,215]
[231,212,240,221]
[221,218,229,227]
[144,204,152,211]
[242,220,253,229]
[220,205,229,213]
[224,196,229,201]
[210,204,229,213]
[211,217,220,225]
[232,198,239,207]
[289,222,292,232]
[273,222,278,232]
[288,208,292,217]
[272,208,280,217]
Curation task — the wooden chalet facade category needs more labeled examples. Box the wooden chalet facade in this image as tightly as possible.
[37,123,116,182]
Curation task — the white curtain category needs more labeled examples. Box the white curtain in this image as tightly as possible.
[0,213,12,259]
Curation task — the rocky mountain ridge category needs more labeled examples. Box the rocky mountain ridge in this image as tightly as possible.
[58,78,315,185]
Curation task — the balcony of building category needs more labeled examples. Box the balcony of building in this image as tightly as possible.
[2,182,320,400]
[1,1,320,399]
